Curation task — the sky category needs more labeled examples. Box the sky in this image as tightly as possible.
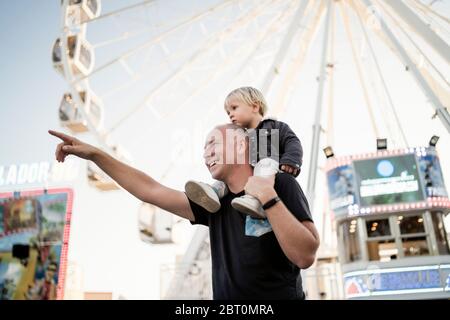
[0,0,449,299]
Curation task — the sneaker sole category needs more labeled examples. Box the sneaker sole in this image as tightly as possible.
[185,181,221,213]
[231,201,266,219]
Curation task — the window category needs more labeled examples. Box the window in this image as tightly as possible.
[366,218,391,237]
[365,218,398,261]
[402,236,429,257]
[431,212,450,255]
[398,215,425,234]
[397,214,430,258]
[367,239,398,262]
[341,220,361,263]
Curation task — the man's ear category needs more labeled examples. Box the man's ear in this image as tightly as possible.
[236,135,248,162]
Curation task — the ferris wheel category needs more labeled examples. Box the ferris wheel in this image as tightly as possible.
[52,0,450,298]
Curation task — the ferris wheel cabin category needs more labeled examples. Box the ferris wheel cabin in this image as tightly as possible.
[325,146,450,299]
[68,0,101,22]
[58,89,103,133]
[86,144,131,191]
[138,203,174,245]
[52,34,94,77]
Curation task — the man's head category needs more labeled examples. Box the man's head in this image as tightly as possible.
[203,124,249,181]
[224,87,267,127]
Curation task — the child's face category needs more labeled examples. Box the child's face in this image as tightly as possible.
[225,96,259,128]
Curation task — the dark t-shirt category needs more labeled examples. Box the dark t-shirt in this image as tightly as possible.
[189,172,313,300]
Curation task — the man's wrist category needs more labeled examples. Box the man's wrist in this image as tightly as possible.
[91,147,103,162]
[258,189,278,205]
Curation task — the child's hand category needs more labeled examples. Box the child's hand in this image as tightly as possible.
[281,164,299,176]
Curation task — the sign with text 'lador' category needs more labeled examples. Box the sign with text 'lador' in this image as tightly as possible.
[0,160,80,188]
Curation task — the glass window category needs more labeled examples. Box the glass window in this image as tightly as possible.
[431,212,450,255]
[366,218,391,237]
[402,236,430,257]
[341,220,361,263]
[367,239,398,262]
[398,214,425,234]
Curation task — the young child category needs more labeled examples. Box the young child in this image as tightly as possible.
[185,87,303,218]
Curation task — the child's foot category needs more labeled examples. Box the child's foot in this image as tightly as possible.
[231,195,266,219]
[185,180,221,213]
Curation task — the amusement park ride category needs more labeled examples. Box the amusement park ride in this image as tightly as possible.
[50,0,449,300]
[1,0,446,299]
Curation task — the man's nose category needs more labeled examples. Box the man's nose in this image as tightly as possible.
[203,147,215,158]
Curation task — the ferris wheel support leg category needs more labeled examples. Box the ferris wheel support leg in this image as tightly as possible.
[306,0,333,212]
[381,0,450,65]
[359,0,450,134]
[304,0,332,300]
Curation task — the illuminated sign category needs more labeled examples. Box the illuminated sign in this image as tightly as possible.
[325,147,450,217]
[353,154,425,206]
[0,160,80,187]
[343,265,450,299]
[0,188,73,300]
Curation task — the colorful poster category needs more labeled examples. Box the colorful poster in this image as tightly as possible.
[326,165,357,215]
[0,189,72,300]
[417,152,448,198]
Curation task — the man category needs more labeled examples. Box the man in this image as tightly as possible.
[48,124,319,299]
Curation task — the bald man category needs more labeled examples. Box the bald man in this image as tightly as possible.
[49,124,319,299]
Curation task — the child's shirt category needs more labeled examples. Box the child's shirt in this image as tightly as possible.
[247,118,303,177]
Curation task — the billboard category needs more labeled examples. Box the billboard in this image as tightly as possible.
[417,153,448,198]
[326,165,357,213]
[0,188,72,300]
[353,154,425,207]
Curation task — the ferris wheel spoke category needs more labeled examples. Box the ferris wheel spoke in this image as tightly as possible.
[350,0,410,148]
[374,0,450,88]
[70,0,237,86]
[161,0,298,120]
[79,0,156,26]
[152,0,294,181]
[339,1,381,140]
[103,0,280,136]
[272,0,326,118]
[96,0,258,101]
[408,0,450,25]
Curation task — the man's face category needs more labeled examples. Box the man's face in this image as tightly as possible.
[203,127,247,180]
[204,128,225,180]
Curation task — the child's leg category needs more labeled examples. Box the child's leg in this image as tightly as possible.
[231,158,280,219]
[184,180,228,213]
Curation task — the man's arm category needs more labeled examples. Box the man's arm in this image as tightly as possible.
[48,130,195,221]
[244,175,320,269]
[264,200,319,269]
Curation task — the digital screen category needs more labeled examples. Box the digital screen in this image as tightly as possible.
[0,189,72,300]
[326,165,357,214]
[353,154,424,206]
[417,152,448,198]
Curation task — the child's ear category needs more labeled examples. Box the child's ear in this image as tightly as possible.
[252,103,260,113]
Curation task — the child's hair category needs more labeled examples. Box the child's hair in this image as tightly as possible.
[224,87,268,116]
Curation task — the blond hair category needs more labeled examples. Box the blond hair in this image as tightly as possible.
[224,87,268,116]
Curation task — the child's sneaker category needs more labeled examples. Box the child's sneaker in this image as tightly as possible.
[184,180,227,213]
[231,195,266,219]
